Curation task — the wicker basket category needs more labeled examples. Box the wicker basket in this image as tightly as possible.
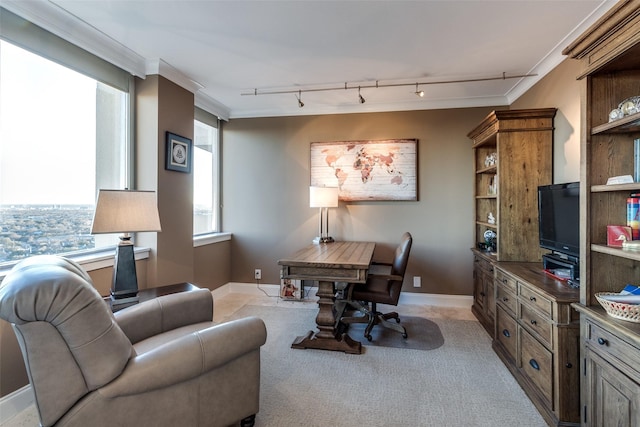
[595,292,640,323]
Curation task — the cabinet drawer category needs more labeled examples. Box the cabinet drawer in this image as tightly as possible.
[495,269,516,293]
[519,284,552,318]
[586,320,639,370]
[496,284,517,315]
[496,305,517,361]
[520,328,553,406]
[474,255,494,275]
[520,303,553,349]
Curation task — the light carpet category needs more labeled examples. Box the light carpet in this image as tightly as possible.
[229,304,547,427]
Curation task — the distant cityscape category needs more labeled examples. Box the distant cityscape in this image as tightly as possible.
[0,205,95,263]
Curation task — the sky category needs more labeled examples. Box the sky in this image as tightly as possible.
[1,40,97,205]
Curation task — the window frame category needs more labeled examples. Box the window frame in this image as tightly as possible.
[193,107,221,237]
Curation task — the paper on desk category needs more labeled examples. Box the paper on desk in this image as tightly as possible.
[597,293,640,304]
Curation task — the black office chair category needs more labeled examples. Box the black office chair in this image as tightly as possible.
[340,232,412,341]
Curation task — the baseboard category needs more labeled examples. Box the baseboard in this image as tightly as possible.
[0,385,34,424]
[399,292,473,308]
[218,282,471,308]
[215,282,318,300]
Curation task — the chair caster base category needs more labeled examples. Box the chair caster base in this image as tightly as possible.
[241,414,256,427]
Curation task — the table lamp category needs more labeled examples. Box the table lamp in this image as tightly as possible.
[310,186,339,244]
[91,189,162,305]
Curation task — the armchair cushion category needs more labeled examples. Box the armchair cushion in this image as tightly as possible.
[115,288,214,345]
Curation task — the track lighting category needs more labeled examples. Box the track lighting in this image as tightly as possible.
[243,72,537,106]
[296,90,304,108]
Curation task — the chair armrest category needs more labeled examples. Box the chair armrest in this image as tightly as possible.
[367,273,404,282]
[100,316,267,398]
[114,289,214,344]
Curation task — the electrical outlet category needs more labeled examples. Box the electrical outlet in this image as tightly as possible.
[413,276,421,287]
[254,269,262,280]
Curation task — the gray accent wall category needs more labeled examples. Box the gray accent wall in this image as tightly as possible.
[222,108,497,295]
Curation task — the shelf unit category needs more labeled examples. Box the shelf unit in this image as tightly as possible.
[468,109,555,263]
[563,1,640,425]
[468,109,555,334]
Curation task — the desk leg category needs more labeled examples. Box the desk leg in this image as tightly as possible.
[291,280,362,354]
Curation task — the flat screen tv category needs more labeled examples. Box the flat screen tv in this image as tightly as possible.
[538,182,580,260]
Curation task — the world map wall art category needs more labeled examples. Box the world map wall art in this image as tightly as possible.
[310,139,418,201]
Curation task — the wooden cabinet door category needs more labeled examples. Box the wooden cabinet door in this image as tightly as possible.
[585,348,640,427]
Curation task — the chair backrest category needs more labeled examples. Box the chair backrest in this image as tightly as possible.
[391,232,413,278]
[0,255,132,427]
[383,232,412,305]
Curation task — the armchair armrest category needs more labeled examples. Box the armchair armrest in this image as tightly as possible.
[100,316,267,398]
[114,289,214,344]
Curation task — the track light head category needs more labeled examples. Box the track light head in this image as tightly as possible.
[358,87,365,104]
[296,90,304,108]
[415,83,424,97]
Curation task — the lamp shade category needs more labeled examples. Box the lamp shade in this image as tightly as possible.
[309,186,339,208]
[91,190,162,234]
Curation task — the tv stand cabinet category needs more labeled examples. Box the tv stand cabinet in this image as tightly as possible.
[493,262,580,427]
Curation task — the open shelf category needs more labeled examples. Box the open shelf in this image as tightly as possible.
[592,111,640,135]
[476,165,497,174]
[476,221,497,229]
[591,243,640,262]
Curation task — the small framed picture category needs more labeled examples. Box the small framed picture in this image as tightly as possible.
[280,279,302,300]
[165,132,192,173]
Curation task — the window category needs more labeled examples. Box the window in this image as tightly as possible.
[193,112,220,235]
[0,39,129,264]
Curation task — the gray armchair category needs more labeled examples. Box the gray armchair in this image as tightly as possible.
[0,255,267,427]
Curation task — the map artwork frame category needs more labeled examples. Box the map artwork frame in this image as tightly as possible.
[310,139,418,201]
[165,131,192,173]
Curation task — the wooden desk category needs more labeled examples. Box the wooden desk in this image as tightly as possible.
[278,241,375,354]
[104,282,199,312]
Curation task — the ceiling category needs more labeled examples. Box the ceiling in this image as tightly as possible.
[2,0,617,119]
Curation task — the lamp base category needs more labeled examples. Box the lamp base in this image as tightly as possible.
[313,236,335,244]
[110,294,140,306]
[112,242,139,302]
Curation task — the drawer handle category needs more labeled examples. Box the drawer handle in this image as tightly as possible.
[503,279,508,284]
[529,359,540,371]
[502,297,509,302]
[529,296,536,302]
[489,268,494,273]
[565,363,573,369]
[502,329,511,338]
[530,319,537,326]
[597,337,608,346]
[480,292,486,297]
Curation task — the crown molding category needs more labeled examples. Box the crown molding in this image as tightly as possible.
[145,58,203,94]
[0,0,146,77]
[195,92,231,122]
[506,0,618,103]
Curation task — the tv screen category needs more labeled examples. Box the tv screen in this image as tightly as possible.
[538,182,580,259]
